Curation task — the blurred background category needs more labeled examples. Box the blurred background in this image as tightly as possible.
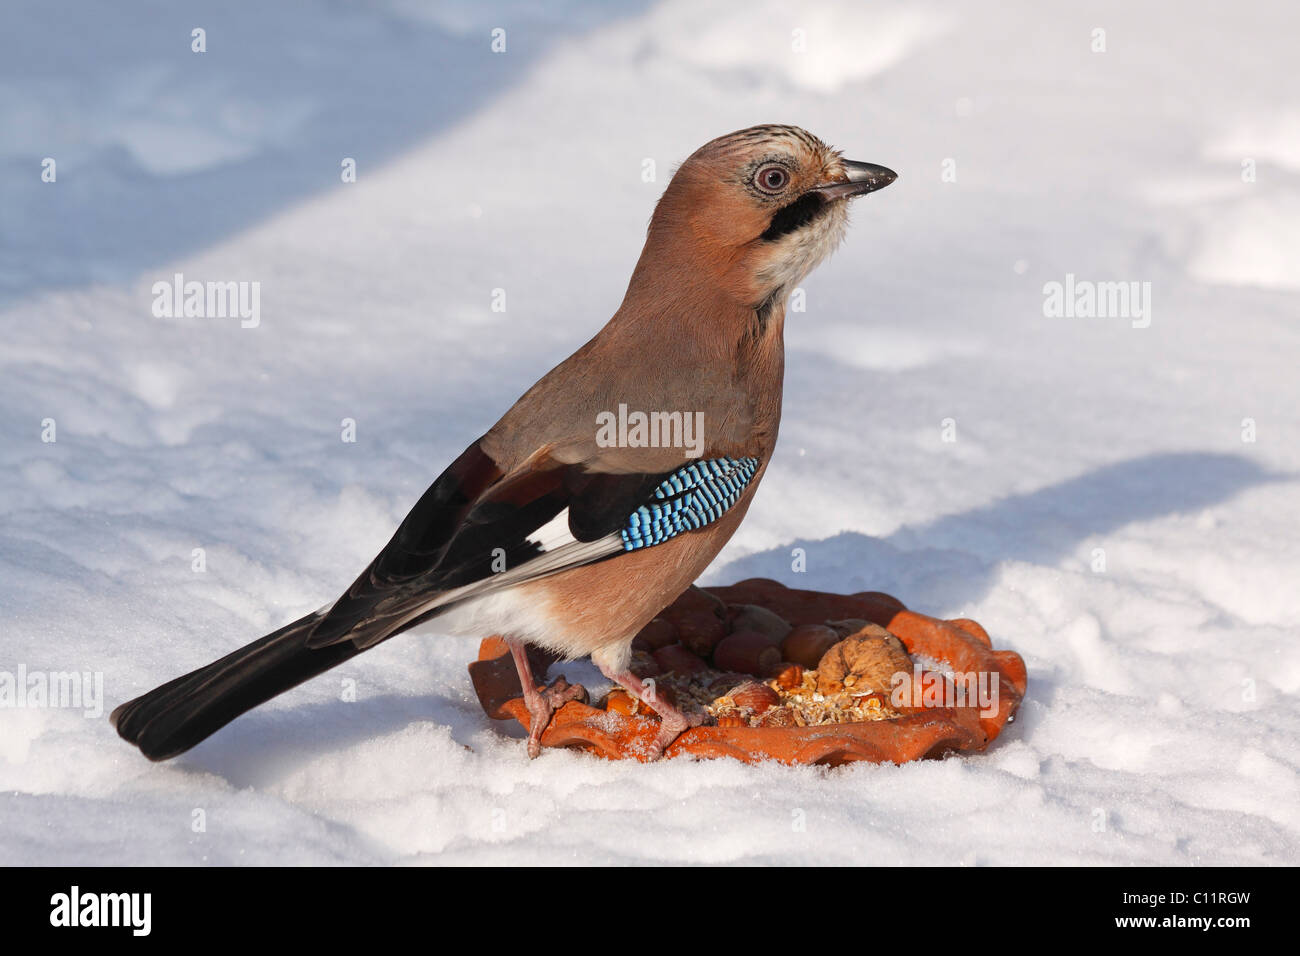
[1,0,1297,865]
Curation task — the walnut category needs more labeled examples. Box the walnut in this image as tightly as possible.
[815,624,912,696]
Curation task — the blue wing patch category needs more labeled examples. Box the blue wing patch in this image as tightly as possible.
[620,457,760,551]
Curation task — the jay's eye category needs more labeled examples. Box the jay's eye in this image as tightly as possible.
[754,164,790,193]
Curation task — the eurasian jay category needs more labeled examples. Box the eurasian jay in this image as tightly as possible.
[112,125,896,761]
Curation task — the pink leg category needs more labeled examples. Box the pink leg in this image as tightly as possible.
[507,639,586,758]
[597,663,704,760]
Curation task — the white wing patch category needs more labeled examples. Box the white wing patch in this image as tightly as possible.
[380,509,622,639]
[526,507,578,553]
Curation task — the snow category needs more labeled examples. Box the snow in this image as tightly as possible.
[2,0,1298,865]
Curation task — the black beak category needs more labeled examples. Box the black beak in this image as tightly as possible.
[813,160,897,200]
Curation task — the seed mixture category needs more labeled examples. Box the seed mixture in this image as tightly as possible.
[706,668,900,728]
[613,592,918,729]
[615,666,902,729]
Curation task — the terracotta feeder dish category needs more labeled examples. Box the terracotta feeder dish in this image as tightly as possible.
[468,578,1027,766]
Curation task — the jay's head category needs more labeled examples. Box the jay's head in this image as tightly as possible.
[648,124,895,310]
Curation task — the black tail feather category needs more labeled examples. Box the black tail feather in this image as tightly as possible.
[111,611,368,761]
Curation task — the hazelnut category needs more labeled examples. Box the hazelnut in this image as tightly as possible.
[781,624,840,669]
[726,604,792,643]
[826,618,870,638]
[728,681,780,714]
[676,612,729,657]
[661,585,726,625]
[661,586,729,656]
[712,631,782,676]
[652,644,708,675]
[632,617,677,651]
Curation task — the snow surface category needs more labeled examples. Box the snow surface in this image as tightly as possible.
[2,0,1298,865]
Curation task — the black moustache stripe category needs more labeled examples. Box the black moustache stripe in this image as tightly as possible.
[760,192,826,241]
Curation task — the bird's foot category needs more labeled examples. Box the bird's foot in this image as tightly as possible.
[507,639,587,758]
[598,664,702,760]
[646,705,705,760]
[521,675,588,759]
